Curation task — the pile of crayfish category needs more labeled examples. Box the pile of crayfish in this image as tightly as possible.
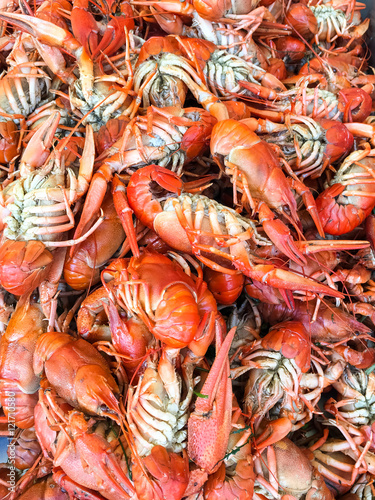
[1,0,375,498]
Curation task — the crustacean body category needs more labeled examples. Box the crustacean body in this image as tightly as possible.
[0,11,140,131]
[240,76,372,118]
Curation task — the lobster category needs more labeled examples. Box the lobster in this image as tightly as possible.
[35,402,135,500]
[33,0,72,29]
[254,437,334,499]
[256,299,372,344]
[9,428,41,470]
[127,346,194,457]
[176,36,285,98]
[283,0,368,47]
[327,365,375,437]
[273,35,306,64]
[132,445,189,500]
[131,0,272,35]
[37,378,160,500]
[76,287,115,343]
[239,78,372,124]
[97,251,217,355]
[133,36,189,109]
[297,57,370,95]
[204,268,245,305]
[94,117,130,156]
[284,3,318,41]
[0,121,19,166]
[54,413,134,500]
[52,469,108,500]
[16,475,69,499]
[123,164,369,301]
[210,117,328,242]
[0,33,51,128]
[203,457,255,499]
[309,3,368,45]
[107,106,216,175]
[69,0,135,59]
[133,36,229,119]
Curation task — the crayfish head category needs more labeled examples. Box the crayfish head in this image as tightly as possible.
[0,389,38,429]
[74,365,121,421]
[107,302,153,381]
[178,37,216,70]
[153,283,200,348]
[285,3,318,41]
[204,458,255,499]
[275,36,306,63]
[34,332,72,377]
[180,109,217,164]
[204,268,244,305]
[94,117,130,155]
[0,121,19,164]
